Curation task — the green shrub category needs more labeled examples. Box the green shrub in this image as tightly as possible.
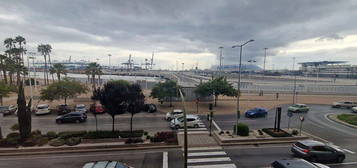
[46,131,58,140]
[150,132,177,143]
[37,137,49,146]
[58,131,87,139]
[143,131,148,136]
[125,138,143,144]
[10,123,19,131]
[233,123,249,136]
[49,138,65,147]
[65,137,81,146]
[7,132,20,139]
[119,130,144,138]
[31,130,42,136]
[262,128,292,137]
[84,131,121,139]
[292,130,299,136]
[22,138,37,147]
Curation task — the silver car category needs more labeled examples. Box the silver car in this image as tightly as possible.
[170,114,202,129]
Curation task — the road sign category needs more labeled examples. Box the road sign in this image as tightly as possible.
[287,111,293,117]
[300,116,305,122]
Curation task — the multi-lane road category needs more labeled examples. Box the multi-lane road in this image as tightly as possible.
[0,104,356,168]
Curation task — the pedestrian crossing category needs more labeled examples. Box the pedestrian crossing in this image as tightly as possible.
[178,122,208,134]
[183,146,237,168]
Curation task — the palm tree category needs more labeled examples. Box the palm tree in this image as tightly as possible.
[37,44,51,85]
[50,63,66,81]
[0,54,7,84]
[4,38,14,50]
[45,44,53,82]
[5,58,16,85]
[85,62,101,90]
[15,36,26,64]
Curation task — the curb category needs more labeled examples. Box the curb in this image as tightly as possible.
[0,144,180,156]
[327,114,357,129]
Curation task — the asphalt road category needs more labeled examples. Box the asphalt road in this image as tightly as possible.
[0,112,171,135]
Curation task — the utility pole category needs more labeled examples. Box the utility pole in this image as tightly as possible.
[219,46,224,76]
[293,57,297,104]
[108,54,111,79]
[263,48,268,76]
[178,89,188,168]
[232,39,254,135]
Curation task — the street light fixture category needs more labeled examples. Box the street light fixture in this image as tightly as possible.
[247,59,256,94]
[232,39,254,135]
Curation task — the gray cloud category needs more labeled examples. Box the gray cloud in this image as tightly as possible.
[1,0,357,69]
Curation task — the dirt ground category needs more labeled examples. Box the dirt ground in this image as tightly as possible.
[3,83,357,115]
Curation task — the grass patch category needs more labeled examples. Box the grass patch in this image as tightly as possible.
[337,114,357,126]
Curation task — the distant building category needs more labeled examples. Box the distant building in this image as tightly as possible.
[211,64,262,71]
[299,61,357,78]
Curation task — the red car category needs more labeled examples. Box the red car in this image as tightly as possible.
[90,104,105,114]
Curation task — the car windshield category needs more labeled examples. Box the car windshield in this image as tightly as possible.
[0,106,8,110]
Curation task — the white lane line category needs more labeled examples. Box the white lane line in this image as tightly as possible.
[328,162,357,166]
[188,163,237,168]
[184,146,222,151]
[212,120,221,132]
[188,157,231,163]
[188,151,226,157]
[177,131,209,134]
[343,149,355,154]
[178,128,207,131]
[163,152,168,168]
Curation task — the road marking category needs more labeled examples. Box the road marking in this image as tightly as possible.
[163,152,168,168]
[178,128,207,131]
[188,157,231,163]
[343,149,355,154]
[328,162,357,166]
[212,120,221,132]
[184,146,222,151]
[188,151,226,157]
[187,163,236,168]
[177,131,209,134]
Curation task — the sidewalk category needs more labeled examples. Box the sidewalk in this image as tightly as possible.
[177,132,218,147]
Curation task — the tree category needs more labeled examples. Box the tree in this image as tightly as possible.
[17,82,32,140]
[92,80,130,132]
[195,77,237,106]
[0,54,8,84]
[50,63,67,81]
[127,84,145,135]
[40,78,88,105]
[86,62,101,90]
[38,44,52,85]
[150,80,180,107]
[0,82,15,105]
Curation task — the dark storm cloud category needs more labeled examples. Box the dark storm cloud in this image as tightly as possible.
[0,0,357,68]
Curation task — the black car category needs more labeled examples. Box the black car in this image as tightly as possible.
[143,104,157,113]
[291,140,345,163]
[56,111,87,124]
[271,159,330,168]
[57,104,72,115]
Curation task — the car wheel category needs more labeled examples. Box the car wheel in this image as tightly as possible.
[310,156,318,162]
[194,124,199,128]
[75,119,80,123]
[336,156,345,163]
[335,105,341,108]
[175,125,180,129]
[56,120,62,124]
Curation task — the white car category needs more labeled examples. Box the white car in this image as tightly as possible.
[75,104,88,113]
[170,114,201,129]
[35,104,51,115]
[352,106,357,113]
[165,109,183,121]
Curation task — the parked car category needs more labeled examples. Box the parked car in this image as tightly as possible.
[0,105,17,115]
[270,159,330,168]
[332,101,357,108]
[170,114,201,129]
[90,104,105,114]
[56,104,72,115]
[245,108,268,118]
[288,104,310,113]
[35,104,51,115]
[56,111,87,124]
[82,161,133,168]
[352,106,357,113]
[75,104,88,113]
[166,109,183,121]
[143,104,157,113]
[291,140,345,163]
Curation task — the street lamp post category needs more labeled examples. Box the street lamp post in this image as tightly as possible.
[247,59,256,94]
[293,57,297,104]
[108,54,112,79]
[219,46,224,76]
[263,48,268,76]
[232,39,254,135]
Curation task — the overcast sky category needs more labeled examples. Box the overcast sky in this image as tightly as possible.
[1,0,357,70]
